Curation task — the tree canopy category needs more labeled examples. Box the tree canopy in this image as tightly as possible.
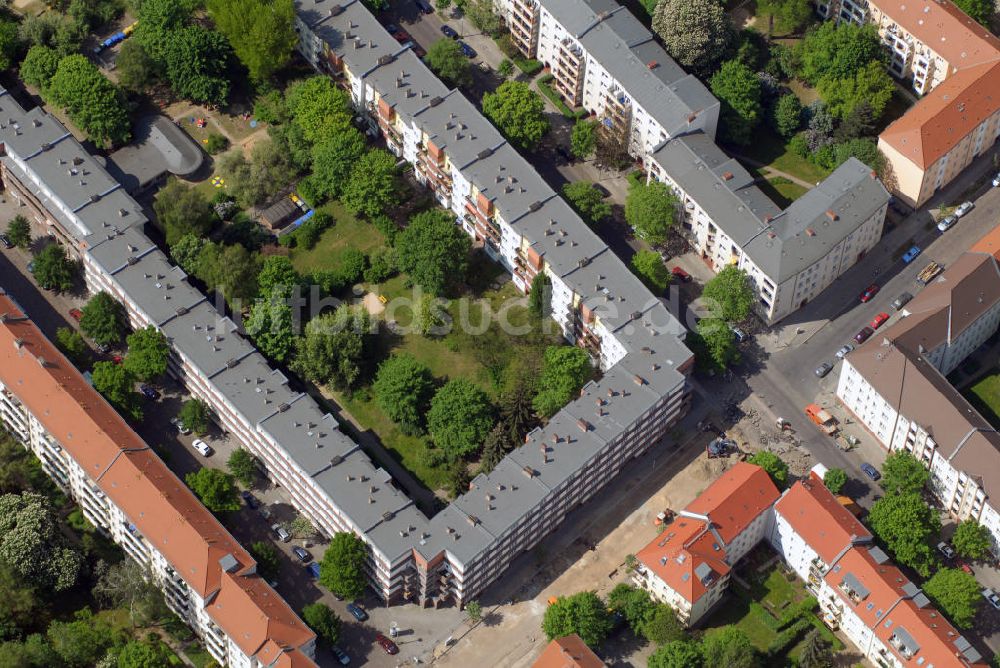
[867,492,940,577]
[710,60,762,146]
[482,81,550,150]
[426,38,472,85]
[0,492,83,593]
[702,266,754,322]
[562,182,612,226]
[689,318,739,372]
[246,286,295,362]
[755,0,812,34]
[428,379,495,460]
[652,0,733,75]
[625,177,678,244]
[6,216,31,249]
[31,244,77,292]
[207,0,297,81]
[179,398,212,435]
[631,249,672,294]
[302,603,341,645]
[92,361,143,422]
[342,149,400,218]
[319,532,368,600]
[541,591,613,648]
[570,119,597,160]
[45,55,130,147]
[817,60,894,120]
[184,468,241,513]
[250,541,280,581]
[294,308,374,390]
[227,448,258,488]
[80,292,128,347]
[116,41,156,92]
[374,354,436,433]
[771,93,803,138]
[923,568,980,629]
[396,208,471,295]
[952,0,993,24]
[701,626,758,668]
[92,560,167,628]
[880,451,929,495]
[951,520,992,560]
[285,76,354,146]
[748,451,789,488]
[307,130,367,203]
[154,179,216,248]
[123,326,169,382]
[648,640,704,668]
[56,327,89,366]
[533,346,593,417]
[21,45,62,89]
[797,22,885,84]
[822,467,847,495]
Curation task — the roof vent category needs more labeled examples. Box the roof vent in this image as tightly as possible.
[126,256,138,266]
[647,60,658,69]
[528,201,543,212]
[378,55,394,66]
[522,465,536,478]
[382,511,395,521]
[825,209,838,221]
[467,515,480,526]
[577,419,591,432]
[429,96,443,107]
[329,3,343,14]
[722,171,734,181]
[278,403,290,413]
[226,358,238,369]
[477,148,493,159]
[806,228,816,237]
[37,356,49,368]
[330,455,343,466]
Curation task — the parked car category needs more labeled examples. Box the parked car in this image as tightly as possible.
[95,342,110,354]
[0,234,12,249]
[993,172,1000,188]
[307,562,321,579]
[870,312,889,329]
[440,24,458,38]
[111,354,123,365]
[860,462,880,481]
[671,266,692,282]
[385,23,399,34]
[954,201,974,218]
[854,326,874,344]
[936,541,955,560]
[457,40,477,58]
[192,439,213,456]
[902,245,922,263]
[240,490,259,509]
[730,325,749,343]
[957,560,974,575]
[139,385,159,400]
[346,603,368,622]
[982,588,1000,610]
[331,646,351,665]
[69,308,83,321]
[170,417,191,435]
[814,362,833,378]
[859,284,880,303]
[392,29,410,43]
[414,0,433,12]
[891,292,913,311]
[272,523,291,542]
[375,633,399,655]
[936,215,957,233]
[836,344,854,359]
[292,546,312,562]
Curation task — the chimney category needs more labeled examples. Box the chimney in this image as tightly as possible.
[825,209,837,222]
[722,171,734,181]
[646,60,658,69]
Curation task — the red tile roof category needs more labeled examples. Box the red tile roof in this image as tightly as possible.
[685,462,780,543]
[635,517,731,605]
[970,224,1000,261]
[774,476,872,564]
[0,293,315,666]
[824,547,914,629]
[533,634,606,668]
[874,598,988,667]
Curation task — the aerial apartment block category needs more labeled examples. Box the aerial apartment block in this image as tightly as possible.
[837,227,1000,554]
[636,464,984,666]
[813,0,1000,207]
[0,292,317,668]
[0,25,694,608]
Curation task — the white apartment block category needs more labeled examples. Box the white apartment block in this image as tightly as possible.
[0,294,317,668]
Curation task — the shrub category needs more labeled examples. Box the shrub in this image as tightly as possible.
[205,133,229,154]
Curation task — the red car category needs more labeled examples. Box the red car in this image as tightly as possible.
[958,560,974,575]
[671,266,692,283]
[112,354,123,365]
[375,633,399,655]
[870,312,889,329]
[69,308,83,322]
[854,326,874,344]
[859,284,880,303]
[392,29,410,42]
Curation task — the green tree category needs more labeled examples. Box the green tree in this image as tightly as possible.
[482,81,550,150]
[625,178,678,244]
[923,568,980,629]
[428,379,495,460]
[832,138,885,174]
[184,468,241,513]
[689,318,739,372]
[154,179,216,248]
[123,326,169,382]
[116,41,156,92]
[867,492,940,577]
[533,346,593,417]
[528,272,552,319]
[648,640,703,668]
[710,60,762,146]
[748,451,789,488]
[342,149,400,218]
[465,600,483,624]
[301,603,341,645]
[797,628,833,668]
[227,448,257,487]
[31,243,77,292]
[396,208,471,295]
[0,18,18,72]
[307,129,367,203]
[426,38,472,85]
[703,266,754,322]
[246,286,295,362]
[631,250,672,294]
[797,22,884,84]
[373,354,435,432]
[206,0,297,81]
[285,76,354,146]
[562,182,612,226]
[45,55,130,147]
[81,292,128,347]
[952,0,992,24]
[641,604,685,646]
[92,361,143,422]
[117,640,169,668]
[701,626,758,668]
[0,633,59,667]
[755,0,811,35]
[170,235,204,275]
[92,560,167,628]
[771,94,803,138]
[607,584,655,633]
[652,0,733,75]
[818,61,894,120]
[0,561,42,648]
[56,327,89,365]
[208,243,260,308]
[47,609,123,667]
[6,216,31,249]
[293,308,373,390]
[319,532,368,600]
[881,451,929,495]
[20,45,61,89]
[570,119,597,160]
[822,467,847,494]
[257,256,300,295]
[0,492,83,593]
[952,520,992,560]
[542,591,613,648]
[249,541,280,581]
[178,398,212,435]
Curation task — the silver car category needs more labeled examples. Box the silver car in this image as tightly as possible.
[936,215,957,233]
[814,362,833,378]
[954,201,974,217]
[836,344,854,359]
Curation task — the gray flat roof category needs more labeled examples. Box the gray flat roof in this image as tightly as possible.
[296,0,403,78]
[520,198,608,278]
[212,355,299,429]
[365,49,450,121]
[160,301,252,380]
[464,144,556,226]
[108,115,203,192]
[412,91,506,173]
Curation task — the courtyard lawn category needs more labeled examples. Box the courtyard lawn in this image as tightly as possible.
[763,176,809,207]
[289,202,386,275]
[736,127,831,185]
[965,373,1000,428]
